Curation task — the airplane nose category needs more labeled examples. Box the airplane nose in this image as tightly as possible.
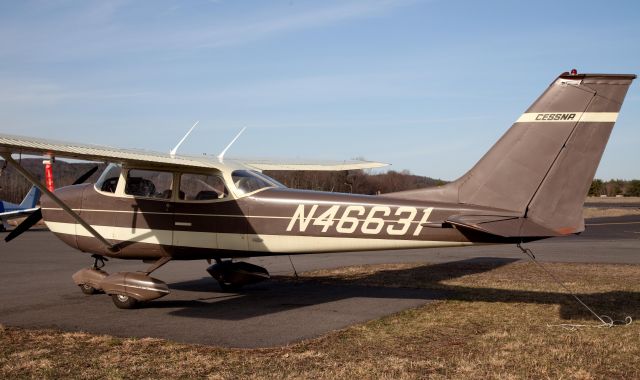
[40,184,88,222]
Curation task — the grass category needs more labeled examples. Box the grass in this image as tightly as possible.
[582,196,640,218]
[2,260,640,379]
[585,196,640,204]
[583,207,640,218]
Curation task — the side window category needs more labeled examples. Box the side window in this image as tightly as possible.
[125,169,173,199]
[95,164,121,193]
[180,173,228,201]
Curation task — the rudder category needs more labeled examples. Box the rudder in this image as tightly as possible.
[525,73,635,234]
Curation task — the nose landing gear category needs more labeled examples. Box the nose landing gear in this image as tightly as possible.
[72,256,171,309]
[72,255,109,295]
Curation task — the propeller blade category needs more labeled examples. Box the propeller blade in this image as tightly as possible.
[73,166,99,185]
[5,209,42,242]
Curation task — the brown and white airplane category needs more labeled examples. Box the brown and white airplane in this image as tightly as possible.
[0,71,635,309]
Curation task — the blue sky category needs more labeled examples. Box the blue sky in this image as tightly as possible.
[1,0,638,180]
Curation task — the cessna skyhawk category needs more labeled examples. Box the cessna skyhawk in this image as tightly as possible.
[0,71,635,309]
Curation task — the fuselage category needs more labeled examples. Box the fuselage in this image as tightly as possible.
[41,181,517,261]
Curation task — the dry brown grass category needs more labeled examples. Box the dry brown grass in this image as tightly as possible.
[2,261,640,379]
[583,196,640,218]
[585,196,640,204]
[583,207,640,218]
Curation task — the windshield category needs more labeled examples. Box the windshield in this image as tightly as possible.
[231,170,284,195]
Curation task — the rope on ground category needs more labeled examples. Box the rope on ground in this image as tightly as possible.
[516,242,632,330]
[288,255,299,280]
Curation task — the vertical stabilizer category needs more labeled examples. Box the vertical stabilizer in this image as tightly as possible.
[18,186,41,209]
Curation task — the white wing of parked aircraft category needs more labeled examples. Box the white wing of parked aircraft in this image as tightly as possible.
[0,134,388,172]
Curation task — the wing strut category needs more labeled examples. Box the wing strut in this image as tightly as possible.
[1,154,119,253]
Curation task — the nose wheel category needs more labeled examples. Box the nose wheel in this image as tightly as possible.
[80,283,99,295]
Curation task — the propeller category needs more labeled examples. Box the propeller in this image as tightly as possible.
[5,209,42,242]
[5,166,99,243]
[72,166,99,185]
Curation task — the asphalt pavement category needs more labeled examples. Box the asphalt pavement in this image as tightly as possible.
[0,215,638,348]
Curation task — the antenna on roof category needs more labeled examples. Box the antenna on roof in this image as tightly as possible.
[217,127,246,163]
[170,120,199,158]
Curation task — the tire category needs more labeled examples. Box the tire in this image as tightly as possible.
[79,284,98,295]
[217,280,242,292]
[111,294,139,309]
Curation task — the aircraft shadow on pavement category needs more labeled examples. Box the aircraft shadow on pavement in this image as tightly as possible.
[157,257,638,322]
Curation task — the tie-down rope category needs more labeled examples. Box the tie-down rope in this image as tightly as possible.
[516,243,632,330]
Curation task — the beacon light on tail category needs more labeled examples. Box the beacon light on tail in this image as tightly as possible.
[0,71,635,309]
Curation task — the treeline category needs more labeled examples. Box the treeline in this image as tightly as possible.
[0,159,443,203]
[264,170,445,195]
[588,179,640,197]
[0,159,105,204]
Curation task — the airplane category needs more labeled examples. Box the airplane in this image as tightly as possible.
[0,186,41,232]
[0,71,635,309]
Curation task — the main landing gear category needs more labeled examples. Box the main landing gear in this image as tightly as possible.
[206,259,270,291]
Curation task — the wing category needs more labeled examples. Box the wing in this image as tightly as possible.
[0,133,387,171]
[235,158,388,171]
[0,207,40,218]
[0,133,217,169]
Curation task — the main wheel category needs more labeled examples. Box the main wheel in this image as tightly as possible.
[79,284,98,295]
[217,280,242,292]
[111,294,139,309]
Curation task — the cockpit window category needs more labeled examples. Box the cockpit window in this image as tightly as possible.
[125,169,173,199]
[179,173,228,201]
[231,170,283,195]
[95,163,121,193]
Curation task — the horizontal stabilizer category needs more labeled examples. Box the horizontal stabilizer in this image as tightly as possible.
[445,214,561,238]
